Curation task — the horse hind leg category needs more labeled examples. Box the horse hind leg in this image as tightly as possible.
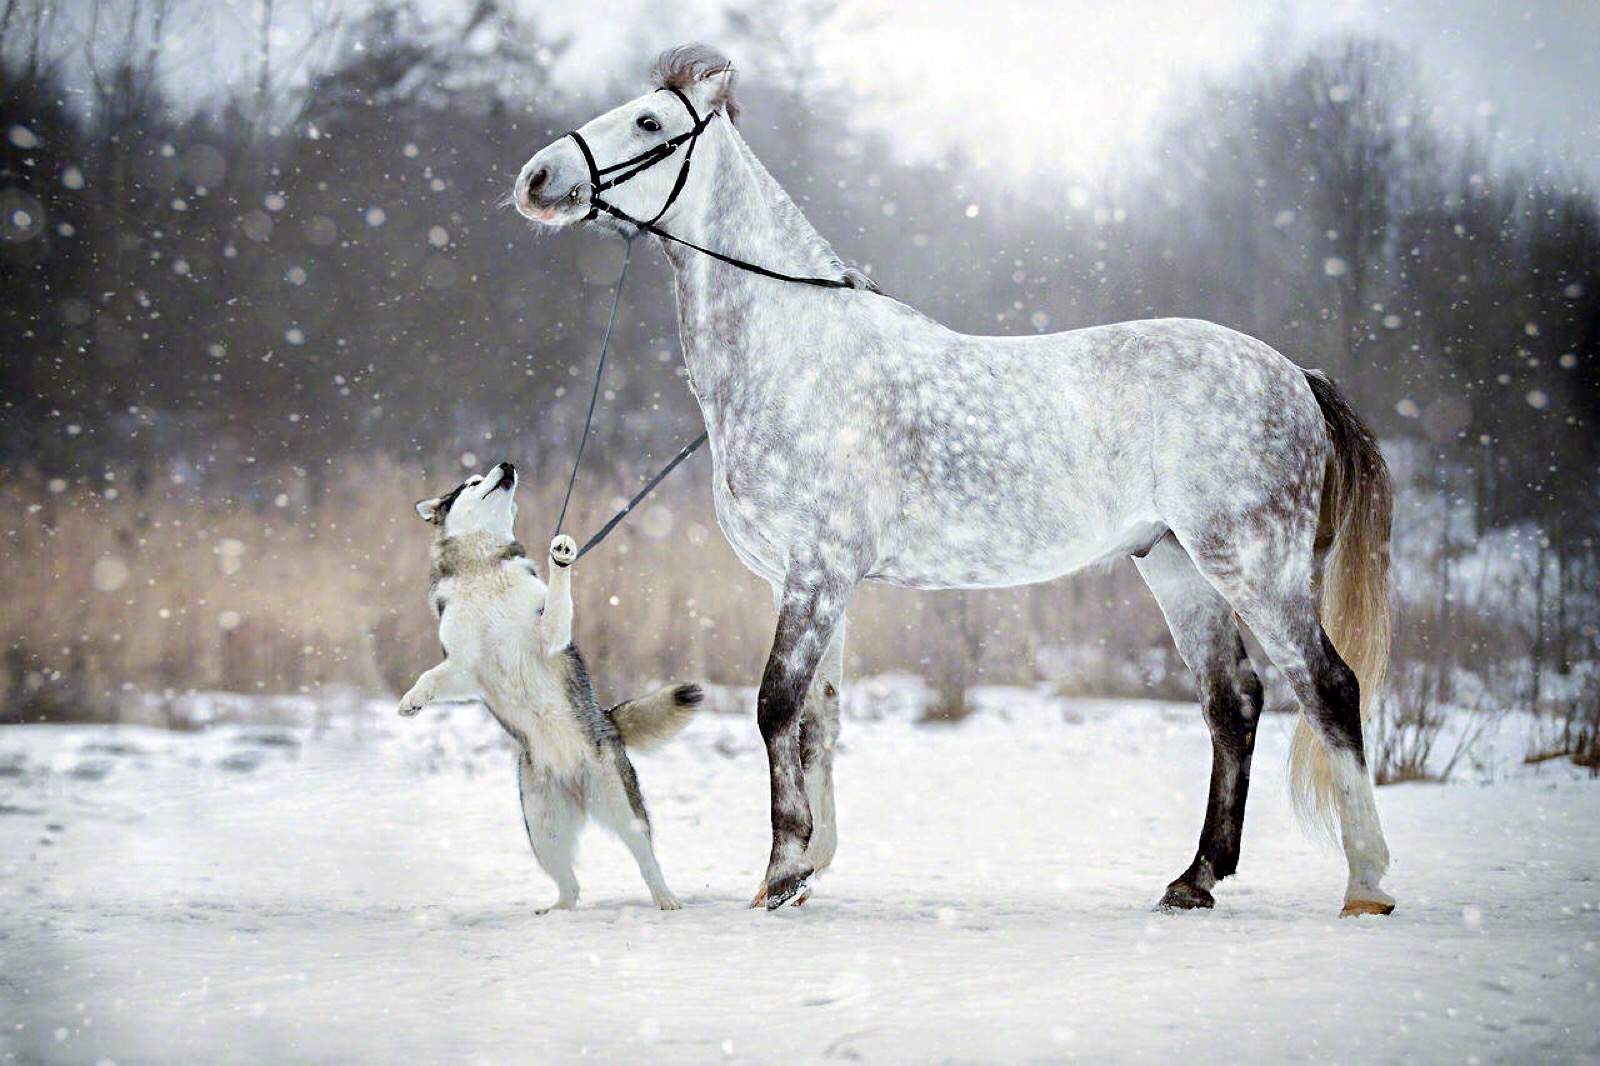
[1178,534,1393,916]
[1297,628,1393,915]
[1137,534,1264,910]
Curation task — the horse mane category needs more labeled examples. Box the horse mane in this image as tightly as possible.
[723,128,872,287]
[651,43,879,291]
[650,43,741,124]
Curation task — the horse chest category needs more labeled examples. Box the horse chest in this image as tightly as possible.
[708,445,822,582]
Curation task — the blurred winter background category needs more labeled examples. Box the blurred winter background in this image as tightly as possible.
[1,0,1597,778]
[4,4,1600,1062]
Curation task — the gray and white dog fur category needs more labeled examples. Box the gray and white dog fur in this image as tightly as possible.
[400,460,700,911]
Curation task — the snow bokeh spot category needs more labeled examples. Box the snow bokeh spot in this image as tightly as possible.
[92,557,129,592]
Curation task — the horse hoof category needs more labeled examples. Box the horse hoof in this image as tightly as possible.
[763,870,812,911]
[750,880,812,909]
[1340,897,1396,917]
[1158,881,1215,911]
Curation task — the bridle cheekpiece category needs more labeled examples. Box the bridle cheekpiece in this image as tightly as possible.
[558,86,855,290]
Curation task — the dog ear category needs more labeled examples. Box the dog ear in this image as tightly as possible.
[415,497,444,523]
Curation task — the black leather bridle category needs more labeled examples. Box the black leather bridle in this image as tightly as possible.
[561,86,856,290]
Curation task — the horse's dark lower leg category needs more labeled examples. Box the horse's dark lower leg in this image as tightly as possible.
[1136,533,1263,910]
[1162,634,1263,909]
[799,620,845,874]
[754,571,849,909]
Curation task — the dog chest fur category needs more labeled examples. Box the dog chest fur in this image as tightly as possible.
[435,558,595,780]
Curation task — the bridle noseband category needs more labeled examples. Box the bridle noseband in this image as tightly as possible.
[559,87,856,290]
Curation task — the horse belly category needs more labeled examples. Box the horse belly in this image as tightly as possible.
[871,403,1160,589]
[870,512,1163,590]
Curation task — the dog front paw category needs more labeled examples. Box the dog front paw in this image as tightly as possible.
[549,534,577,568]
[397,688,430,717]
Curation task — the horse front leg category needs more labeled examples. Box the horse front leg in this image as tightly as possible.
[800,617,845,876]
[751,566,853,910]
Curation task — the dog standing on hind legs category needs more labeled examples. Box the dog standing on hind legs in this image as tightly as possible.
[399,461,701,912]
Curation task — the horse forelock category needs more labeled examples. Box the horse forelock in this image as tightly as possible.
[650,43,741,124]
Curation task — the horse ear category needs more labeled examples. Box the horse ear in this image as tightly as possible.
[701,65,739,123]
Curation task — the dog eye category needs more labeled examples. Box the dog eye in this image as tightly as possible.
[466,476,482,486]
[636,114,661,133]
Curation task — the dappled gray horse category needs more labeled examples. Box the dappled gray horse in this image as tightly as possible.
[514,44,1396,917]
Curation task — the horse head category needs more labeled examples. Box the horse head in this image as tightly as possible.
[514,43,739,234]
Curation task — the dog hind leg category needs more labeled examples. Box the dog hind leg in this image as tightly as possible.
[591,746,681,910]
[517,751,582,912]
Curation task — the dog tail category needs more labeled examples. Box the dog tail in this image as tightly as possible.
[609,683,702,750]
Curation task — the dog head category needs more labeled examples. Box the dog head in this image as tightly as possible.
[415,462,519,540]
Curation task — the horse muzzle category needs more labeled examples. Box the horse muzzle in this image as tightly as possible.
[514,150,589,226]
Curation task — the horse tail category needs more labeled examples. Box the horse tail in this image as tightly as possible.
[1289,370,1393,839]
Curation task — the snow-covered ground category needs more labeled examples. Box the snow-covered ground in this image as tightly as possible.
[2,680,1596,1063]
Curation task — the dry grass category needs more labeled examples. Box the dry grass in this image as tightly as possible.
[0,461,1176,723]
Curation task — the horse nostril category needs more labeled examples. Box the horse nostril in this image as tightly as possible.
[527,167,549,196]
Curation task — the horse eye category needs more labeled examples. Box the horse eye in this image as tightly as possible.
[636,114,661,133]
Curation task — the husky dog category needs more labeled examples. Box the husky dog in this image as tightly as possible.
[400,461,701,911]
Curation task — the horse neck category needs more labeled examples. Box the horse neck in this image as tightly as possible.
[661,121,848,392]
